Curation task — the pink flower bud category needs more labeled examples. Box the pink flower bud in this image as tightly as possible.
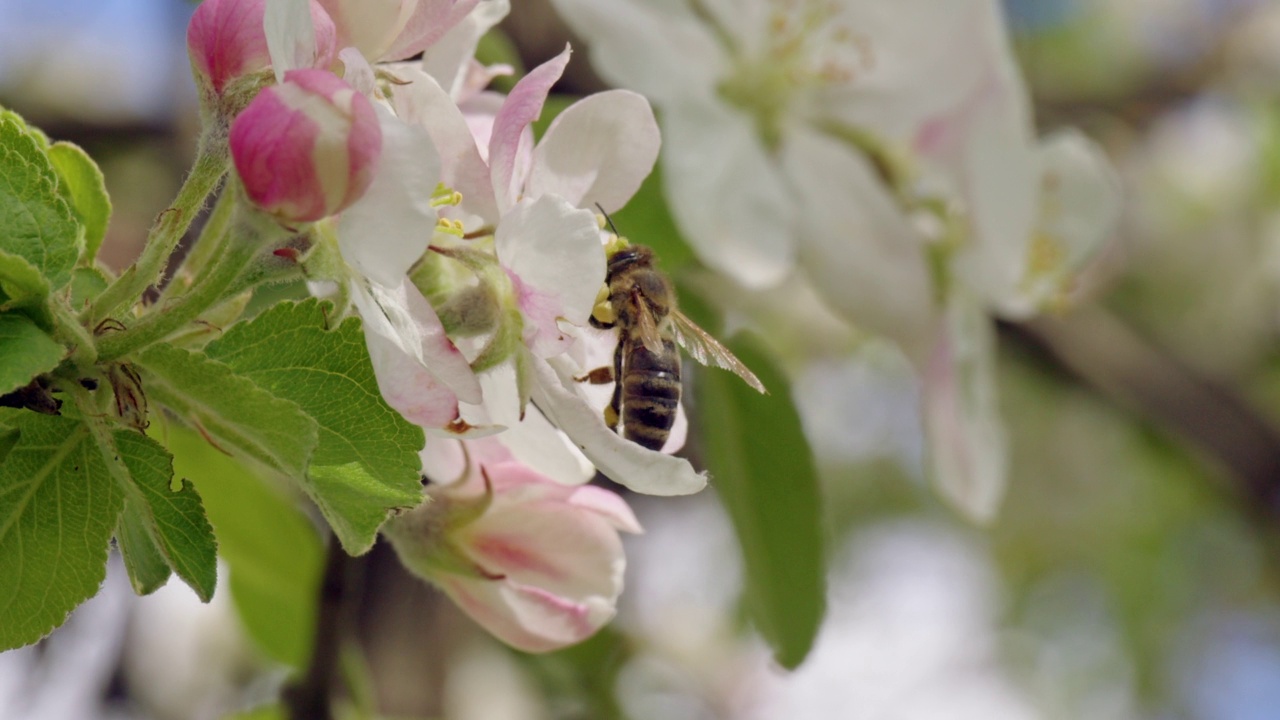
[385,443,642,652]
[230,69,382,222]
[187,0,337,96]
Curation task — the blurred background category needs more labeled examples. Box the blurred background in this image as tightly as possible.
[5,0,1280,718]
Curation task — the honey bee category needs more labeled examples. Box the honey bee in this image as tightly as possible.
[582,241,766,450]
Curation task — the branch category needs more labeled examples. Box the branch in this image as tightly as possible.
[282,535,360,720]
[1009,308,1280,524]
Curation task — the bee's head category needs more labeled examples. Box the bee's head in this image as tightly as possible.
[606,244,654,279]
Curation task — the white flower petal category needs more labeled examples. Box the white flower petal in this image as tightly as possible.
[355,277,483,406]
[265,0,318,82]
[338,105,441,286]
[938,66,1040,309]
[351,281,464,428]
[548,0,725,104]
[468,366,595,484]
[820,0,1008,139]
[530,355,707,496]
[781,128,938,362]
[661,98,796,288]
[337,46,375,96]
[390,65,499,226]
[1000,129,1121,317]
[567,485,643,534]
[419,0,511,96]
[921,294,1007,524]
[496,196,604,357]
[527,90,660,213]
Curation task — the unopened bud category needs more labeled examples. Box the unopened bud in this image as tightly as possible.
[187,0,337,97]
[230,69,382,223]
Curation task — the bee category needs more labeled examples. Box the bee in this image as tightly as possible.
[582,240,766,451]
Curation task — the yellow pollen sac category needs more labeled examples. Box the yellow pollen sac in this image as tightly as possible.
[592,283,616,325]
[435,217,465,237]
[430,183,463,208]
[1026,232,1066,278]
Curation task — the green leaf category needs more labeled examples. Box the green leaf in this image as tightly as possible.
[0,111,80,290]
[165,423,322,668]
[47,141,110,262]
[0,313,64,396]
[112,431,218,602]
[69,266,109,312]
[136,343,319,478]
[0,413,123,650]
[694,334,825,669]
[0,247,51,316]
[205,299,425,554]
[115,496,173,595]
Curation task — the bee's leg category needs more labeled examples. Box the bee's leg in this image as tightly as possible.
[606,340,624,431]
[574,366,615,384]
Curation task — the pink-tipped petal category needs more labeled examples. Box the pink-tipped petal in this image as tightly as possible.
[420,0,511,96]
[383,0,483,61]
[489,46,571,211]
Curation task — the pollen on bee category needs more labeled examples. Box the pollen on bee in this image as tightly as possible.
[591,287,616,325]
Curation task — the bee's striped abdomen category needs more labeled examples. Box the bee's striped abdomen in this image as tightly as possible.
[621,339,681,451]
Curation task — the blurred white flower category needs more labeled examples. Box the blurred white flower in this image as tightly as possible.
[551,0,1122,521]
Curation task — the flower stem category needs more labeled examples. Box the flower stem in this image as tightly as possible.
[95,208,271,362]
[84,127,230,326]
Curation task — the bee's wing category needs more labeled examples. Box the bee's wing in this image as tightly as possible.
[668,310,767,393]
[632,290,666,355]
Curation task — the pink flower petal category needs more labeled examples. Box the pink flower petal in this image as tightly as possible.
[489,46,571,211]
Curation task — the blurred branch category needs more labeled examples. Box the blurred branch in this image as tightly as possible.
[1010,308,1280,525]
[282,535,362,720]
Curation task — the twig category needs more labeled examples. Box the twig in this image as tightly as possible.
[282,535,360,720]
[1009,308,1280,524]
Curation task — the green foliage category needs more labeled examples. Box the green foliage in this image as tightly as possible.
[0,111,80,292]
[205,299,425,554]
[694,334,826,669]
[137,342,319,478]
[47,141,111,262]
[0,313,64,395]
[166,423,323,668]
[0,413,123,650]
[112,430,218,601]
[0,248,51,317]
[116,494,175,595]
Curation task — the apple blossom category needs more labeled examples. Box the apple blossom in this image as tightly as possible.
[385,49,708,495]
[187,0,336,98]
[384,438,641,652]
[230,69,381,223]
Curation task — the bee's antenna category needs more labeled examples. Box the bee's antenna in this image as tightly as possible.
[595,202,622,237]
